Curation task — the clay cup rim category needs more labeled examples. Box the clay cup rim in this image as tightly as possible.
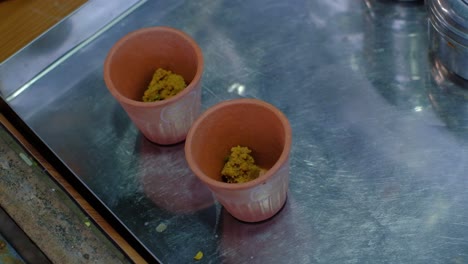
[103,26,204,108]
[185,98,292,191]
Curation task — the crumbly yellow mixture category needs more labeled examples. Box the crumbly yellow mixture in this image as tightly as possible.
[221,146,261,184]
[142,68,187,102]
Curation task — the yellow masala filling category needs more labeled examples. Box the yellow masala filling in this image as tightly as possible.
[221,146,265,184]
[142,68,187,102]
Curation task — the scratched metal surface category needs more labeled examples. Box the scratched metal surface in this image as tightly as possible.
[5,0,468,263]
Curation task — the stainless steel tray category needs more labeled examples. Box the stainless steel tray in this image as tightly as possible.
[4,1,468,263]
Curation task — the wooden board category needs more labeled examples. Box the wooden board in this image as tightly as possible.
[0,113,147,263]
[0,0,87,62]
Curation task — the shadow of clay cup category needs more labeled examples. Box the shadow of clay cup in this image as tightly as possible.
[104,26,203,145]
[185,98,292,222]
[138,137,215,214]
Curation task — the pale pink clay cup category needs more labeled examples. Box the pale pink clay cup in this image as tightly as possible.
[185,99,292,222]
[104,26,203,145]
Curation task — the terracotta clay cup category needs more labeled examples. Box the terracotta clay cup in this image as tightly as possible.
[185,98,292,222]
[104,26,203,145]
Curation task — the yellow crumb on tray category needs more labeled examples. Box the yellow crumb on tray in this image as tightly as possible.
[194,251,203,261]
[155,223,167,233]
[142,68,187,102]
[221,145,265,183]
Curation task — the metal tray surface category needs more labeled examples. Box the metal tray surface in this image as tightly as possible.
[6,0,468,263]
